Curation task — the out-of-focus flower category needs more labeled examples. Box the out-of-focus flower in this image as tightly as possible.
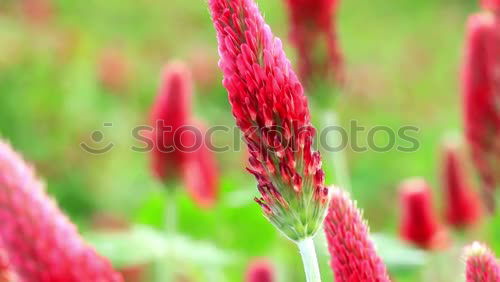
[150,62,193,182]
[462,9,500,212]
[0,141,122,282]
[441,142,483,228]
[208,0,329,241]
[482,0,500,12]
[0,250,17,282]
[324,188,390,282]
[21,0,52,25]
[245,259,274,282]
[149,62,219,208]
[98,48,131,94]
[464,242,500,282]
[399,178,449,250]
[284,0,343,86]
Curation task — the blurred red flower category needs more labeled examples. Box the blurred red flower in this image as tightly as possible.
[21,0,52,25]
[98,48,131,94]
[324,188,390,282]
[149,62,218,208]
[284,0,344,86]
[245,259,274,282]
[0,141,122,282]
[441,143,483,228]
[399,178,449,250]
[462,10,500,211]
[482,0,500,12]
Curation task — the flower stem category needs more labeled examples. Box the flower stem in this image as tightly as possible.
[322,111,351,192]
[297,237,322,282]
[165,187,177,234]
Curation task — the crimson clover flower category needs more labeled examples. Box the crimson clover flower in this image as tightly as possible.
[462,5,500,211]
[324,188,390,282]
[208,0,329,242]
[464,242,500,282]
[0,141,122,282]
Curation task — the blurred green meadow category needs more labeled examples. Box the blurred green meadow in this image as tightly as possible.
[0,0,498,281]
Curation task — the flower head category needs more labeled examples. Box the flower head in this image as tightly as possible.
[21,0,52,24]
[0,141,122,282]
[464,242,500,282]
[149,62,219,208]
[245,259,274,282]
[150,62,193,182]
[399,178,448,249]
[462,11,500,211]
[284,0,344,85]
[208,0,329,241]
[324,188,390,282]
[441,142,483,227]
[98,48,131,93]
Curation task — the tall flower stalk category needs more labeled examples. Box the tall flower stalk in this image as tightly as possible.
[463,242,500,282]
[398,178,449,250]
[324,188,390,282]
[283,0,344,86]
[208,0,330,280]
[0,141,122,282]
[150,62,219,215]
[462,2,500,212]
[441,142,483,228]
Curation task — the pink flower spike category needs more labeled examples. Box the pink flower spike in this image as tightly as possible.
[208,0,329,241]
[462,11,500,212]
[0,141,122,282]
[441,142,483,228]
[284,0,344,86]
[324,187,390,282]
[245,259,275,282]
[464,242,500,282]
[399,178,449,250]
[150,62,193,182]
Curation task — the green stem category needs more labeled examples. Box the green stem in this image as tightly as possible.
[165,187,177,234]
[321,111,351,192]
[297,237,322,282]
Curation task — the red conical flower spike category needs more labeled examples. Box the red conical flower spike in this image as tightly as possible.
[284,0,344,86]
[208,0,329,241]
[462,9,500,211]
[149,63,219,208]
[0,141,122,282]
[441,142,483,228]
[324,188,390,282]
[464,242,500,282]
[245,259,274,282]
[150,62,193,182]
[399,178,449,250]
